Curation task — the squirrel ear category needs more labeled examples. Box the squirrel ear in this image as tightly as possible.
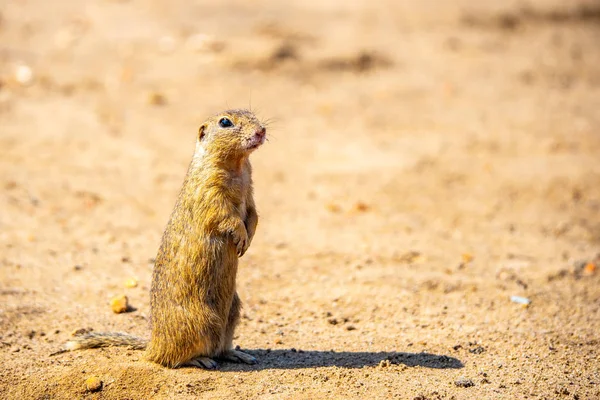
[198,124,206,140]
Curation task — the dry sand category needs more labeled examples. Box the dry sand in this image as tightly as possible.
[0,0,599,398]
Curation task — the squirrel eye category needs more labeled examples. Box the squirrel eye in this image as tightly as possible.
[218,117,233,128]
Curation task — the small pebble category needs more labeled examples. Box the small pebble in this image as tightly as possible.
[124,277,138,288]
[455,377,475,388]
[352,202,370,212]
[462,253,474,263]
[14,64,34,86]
[110,295,129,314]
[71,328,90,336]
[85,376,103,392]
[147,91,167,106]
[510,295,531,306]
[583,262,596,275]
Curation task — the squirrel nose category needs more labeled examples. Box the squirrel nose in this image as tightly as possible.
[255,127,266,138]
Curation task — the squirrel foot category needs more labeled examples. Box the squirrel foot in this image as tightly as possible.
[220,349,257,365]
[183,356,218,369]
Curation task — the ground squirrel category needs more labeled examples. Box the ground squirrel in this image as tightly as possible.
[63,109,266,369]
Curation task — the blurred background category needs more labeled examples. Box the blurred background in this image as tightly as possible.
[1,0,599,398]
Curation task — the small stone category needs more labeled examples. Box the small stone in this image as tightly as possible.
[14,64,34,86]
[469,346,485,354]
[346,325,356,331]
[85,376,103,392]
[583,262,596,276]
[378,359,391,368]
[124,277,138,288]
[510,295,531,306]
[396,251,425,264]
[110,295,129,314]
[147,91,167,106]
[455,377,475,388]
[352,202,370,212]
[71,328,91,336]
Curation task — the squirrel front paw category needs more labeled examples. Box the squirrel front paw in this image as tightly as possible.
[232,223,249,257]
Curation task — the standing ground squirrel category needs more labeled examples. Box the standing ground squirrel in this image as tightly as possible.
[63,109,267,369]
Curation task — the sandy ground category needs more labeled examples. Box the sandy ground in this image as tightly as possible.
[1,0,599,399]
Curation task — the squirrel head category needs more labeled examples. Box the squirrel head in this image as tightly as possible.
[197,109,266,163]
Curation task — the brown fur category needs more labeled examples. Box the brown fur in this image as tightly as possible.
[64,109,266,369]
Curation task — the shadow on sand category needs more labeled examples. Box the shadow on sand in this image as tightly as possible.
[217,349,463,371]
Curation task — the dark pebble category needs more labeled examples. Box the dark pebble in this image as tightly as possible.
[455,378,475,388]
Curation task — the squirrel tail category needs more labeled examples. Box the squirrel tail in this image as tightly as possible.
[64,332,148,351]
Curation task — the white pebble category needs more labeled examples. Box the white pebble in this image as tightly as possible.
[510,295,531,305]
[15,65,34,86]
